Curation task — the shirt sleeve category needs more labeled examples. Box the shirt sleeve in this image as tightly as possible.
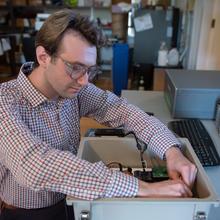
[78,83,181,159]
[0,92,138,200]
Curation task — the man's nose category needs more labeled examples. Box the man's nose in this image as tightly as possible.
[76,73,89,86]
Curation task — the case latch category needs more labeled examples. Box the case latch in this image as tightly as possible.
[194,211,207,220]
[80,210,90,220]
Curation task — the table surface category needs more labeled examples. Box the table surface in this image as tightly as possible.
[122,90,220,219]
[122,90,220,197]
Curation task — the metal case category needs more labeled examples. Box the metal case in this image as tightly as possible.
[164,69,220,119]
[66,137,220,220]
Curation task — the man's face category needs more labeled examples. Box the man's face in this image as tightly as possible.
[44,31,97,99]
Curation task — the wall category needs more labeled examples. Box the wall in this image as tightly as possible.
[188,0,220,70]
[204,0,220,70]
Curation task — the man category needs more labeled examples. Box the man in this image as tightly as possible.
[0,9,197,220]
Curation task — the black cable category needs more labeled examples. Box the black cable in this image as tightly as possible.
[123,131,148,171]
[140,151,146,171]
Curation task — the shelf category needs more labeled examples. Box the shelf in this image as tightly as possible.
[0,26,36,35]
[0,4,111,10]
[0,1,112,75]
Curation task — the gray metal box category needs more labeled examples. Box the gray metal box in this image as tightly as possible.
[66,137,220,220]
[164,69,220,119]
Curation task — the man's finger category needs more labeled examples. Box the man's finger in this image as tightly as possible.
[169,170,181,180]
[181,165,197,189]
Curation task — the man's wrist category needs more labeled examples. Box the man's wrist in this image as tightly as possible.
[137,180,150,197]
[165,145,182,160]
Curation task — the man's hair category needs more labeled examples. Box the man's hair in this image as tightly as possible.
[35,9,106,66]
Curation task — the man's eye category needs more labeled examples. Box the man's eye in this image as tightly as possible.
[72,64,84,72]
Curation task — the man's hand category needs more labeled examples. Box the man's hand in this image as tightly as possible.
[165,146,197,189]
[137,179,192,198]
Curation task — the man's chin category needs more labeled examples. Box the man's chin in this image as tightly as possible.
[62,93,77,99]
[62,88,80,98]
[57,91,75,99]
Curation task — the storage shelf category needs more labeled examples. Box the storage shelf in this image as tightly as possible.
[0,1,112,75]
[0,4,110,10]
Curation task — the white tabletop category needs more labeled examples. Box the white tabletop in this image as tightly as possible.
[122,90,220,219]
[122,91,171,124]
[121,91,220,155]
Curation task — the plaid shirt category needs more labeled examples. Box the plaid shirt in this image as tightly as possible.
[0,62,180,209]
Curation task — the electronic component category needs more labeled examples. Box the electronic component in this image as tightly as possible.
[94,128,125,137]
[152,166,169,181]
[133,167,169,183]
[134,170,153,182]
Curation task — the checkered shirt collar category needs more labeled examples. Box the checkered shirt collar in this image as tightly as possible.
[17,62,48,107]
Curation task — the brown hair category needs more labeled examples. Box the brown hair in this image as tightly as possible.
[35,9,106,66]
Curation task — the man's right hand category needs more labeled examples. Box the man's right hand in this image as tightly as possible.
[137,179,193,198]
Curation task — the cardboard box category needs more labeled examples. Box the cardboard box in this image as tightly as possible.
[112,13,128,40]
[66,137,220,220]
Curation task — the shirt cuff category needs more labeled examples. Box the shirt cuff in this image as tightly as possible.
[148,128,182,160]
[104,170,138,198]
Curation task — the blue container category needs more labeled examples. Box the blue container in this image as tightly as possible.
[112,43,129,96]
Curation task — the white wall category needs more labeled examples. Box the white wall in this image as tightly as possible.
[195,0,214,69]
[188,0,220,70]
[205,0,220,70]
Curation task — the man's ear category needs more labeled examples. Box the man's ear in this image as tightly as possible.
[36,46,50,67]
